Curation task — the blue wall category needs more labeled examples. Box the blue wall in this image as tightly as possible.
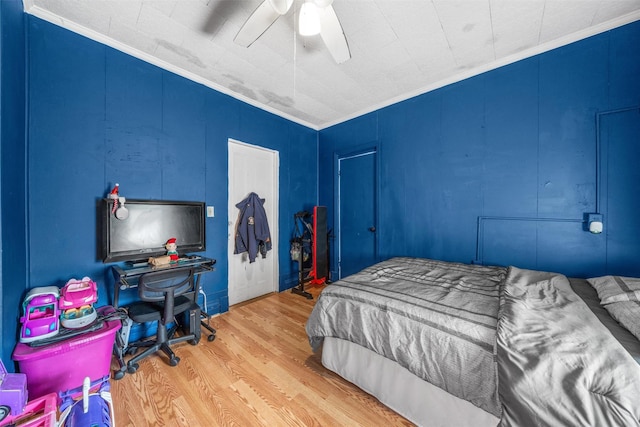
[2,6,639,370]
[320,21,640,280]
[25,16,317,313]
[1,0,28,371]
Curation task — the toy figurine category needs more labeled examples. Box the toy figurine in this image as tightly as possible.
[165,237,179,262]
[108,184,119,214]
[107,184,129,220]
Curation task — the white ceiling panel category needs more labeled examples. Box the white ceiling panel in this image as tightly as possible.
[539,1,602,43]
[23,0,640,129]
[490,1,545,57]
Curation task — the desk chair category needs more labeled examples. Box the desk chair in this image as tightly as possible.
[125,268,200,374]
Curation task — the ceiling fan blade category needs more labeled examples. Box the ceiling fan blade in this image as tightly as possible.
[234,1,283,47]
[317,5,351,64]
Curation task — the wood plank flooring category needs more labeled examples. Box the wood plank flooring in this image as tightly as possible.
[110,286,414,426]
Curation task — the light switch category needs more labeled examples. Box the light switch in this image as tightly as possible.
[207,206,215,217]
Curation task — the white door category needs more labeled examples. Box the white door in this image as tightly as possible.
[228,139,279,306]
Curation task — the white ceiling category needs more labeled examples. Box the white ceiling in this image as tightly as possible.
[23,0,640,130]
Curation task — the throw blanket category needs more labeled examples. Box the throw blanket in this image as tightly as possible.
[497,267,640,426]
[306,257,507,417]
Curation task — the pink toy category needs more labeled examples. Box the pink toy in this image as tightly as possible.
[0,393,57,427]
[59,277,98,329]
[59,277,97,310]
[19,287,60,343]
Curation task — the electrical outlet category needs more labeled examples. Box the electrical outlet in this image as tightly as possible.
[587,213,603,234]
[207,206,215,217]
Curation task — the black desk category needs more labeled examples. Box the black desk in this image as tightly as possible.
[111,256,217,380]
[111,256,216,309]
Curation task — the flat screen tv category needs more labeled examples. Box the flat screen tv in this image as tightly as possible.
[98,198,206,263]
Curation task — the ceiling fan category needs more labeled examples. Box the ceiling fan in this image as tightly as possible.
[234,0,351,64]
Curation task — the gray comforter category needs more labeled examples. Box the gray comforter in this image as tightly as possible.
[305,257,640,426]
[498,267,640,426]
[306,257,507,417]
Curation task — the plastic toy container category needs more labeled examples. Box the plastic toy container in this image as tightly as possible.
[12,310,120,400]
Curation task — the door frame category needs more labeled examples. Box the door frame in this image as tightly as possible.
[597,106,640,276]
[227,138,279,305]
[333,144,379,280]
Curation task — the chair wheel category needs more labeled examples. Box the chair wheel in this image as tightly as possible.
[125,347,137,356]
[207,334,216,342]
[169,356,180,367]
[113,369,125,380]
[126,363,139,374]
[189,338,199,345]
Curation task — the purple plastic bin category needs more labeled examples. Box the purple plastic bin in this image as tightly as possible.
[12,308,120,400]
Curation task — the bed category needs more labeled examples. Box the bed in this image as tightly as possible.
[305,257,640,427]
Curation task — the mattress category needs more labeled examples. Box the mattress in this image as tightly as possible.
[321,336,500,427]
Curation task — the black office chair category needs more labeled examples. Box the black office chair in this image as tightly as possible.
[125,268,200,374]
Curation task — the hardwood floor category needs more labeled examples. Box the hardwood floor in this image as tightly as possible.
[110,286,414,426]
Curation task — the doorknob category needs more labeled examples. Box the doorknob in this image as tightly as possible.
[368,227,376,232]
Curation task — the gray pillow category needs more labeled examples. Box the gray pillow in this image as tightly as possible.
[587,275,640,305]
[604,301,640,342]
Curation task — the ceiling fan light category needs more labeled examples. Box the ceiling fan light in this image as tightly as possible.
[313,0,333,8]
[268,0,294,15]
[299,2,321,36]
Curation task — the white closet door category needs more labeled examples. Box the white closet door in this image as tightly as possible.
[228,139,279,306]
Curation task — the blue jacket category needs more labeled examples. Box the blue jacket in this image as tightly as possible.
[234,192,272,263]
